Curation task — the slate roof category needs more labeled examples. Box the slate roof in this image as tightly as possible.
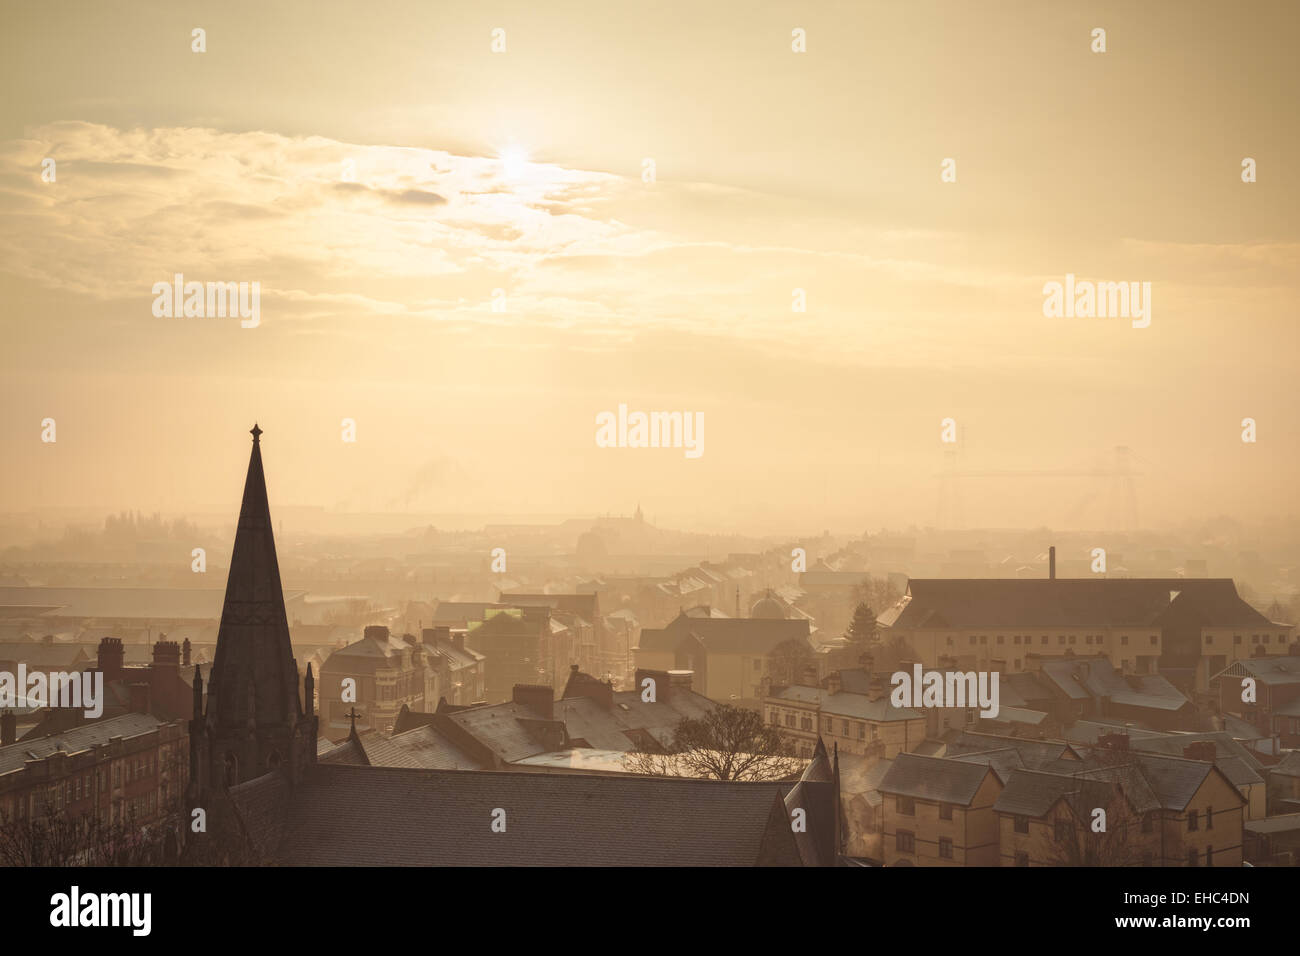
[879,753,994,805]
[1039,658,1189,711]
[356,725,487,771]
[1215,656,1300,686]
[0,712,163,776]
[1272,751,1300,778]
[992,767,1157,818]
[946,731,1080,768]
[445,700,557,763]
[891,578,1268,629]
[318,737,369,766]
[269,763,801,866]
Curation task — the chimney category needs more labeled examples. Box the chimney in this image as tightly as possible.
[152,639,181,671]
[1,710,15,746]
[364,625,390,643]
[1049,546,1056,580]
[182,638,191,667]
[511,684,554,719]
[452,629,466,651]
[97,637,124,683]
[825,671,842,695]
[1183,741,1217,763]
[667,669,694,695]
[735,586,741,619]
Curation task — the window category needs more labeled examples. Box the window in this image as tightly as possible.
[856,723,865,740]
[1234,634,1242,645]
[898,797,915,816]
[1014,851,1029,867]
[801,716,813,732]
[1014,816,1029,834]
[841,720,849,735]
[1188,848,1198,867]
[896,830,915,853]
[1188,810,1198,832]
[1058,636,1066,645]
[996,635,1004,644]
[824,717,833,733]
[938,837,953,859]
[1264,635,1271,644]
[1040,636,1048,645]
[969,636,976,645]
[1206,807,1213,830]
[1085,635,1093,645]
[1121,635,1129,645]
[946,636,953,645]
[1014,636,1021,645]
[979,635,987,645]
[1205,635,1213,645]
[1150,635,1158,646]
[939,803,952,821]
[1068,635,1076,645]
[785,714,795,728]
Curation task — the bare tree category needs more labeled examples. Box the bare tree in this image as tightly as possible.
[0,803,171,866]
[624,704,804,781]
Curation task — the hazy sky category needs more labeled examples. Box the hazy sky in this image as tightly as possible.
[1,0,1297,534]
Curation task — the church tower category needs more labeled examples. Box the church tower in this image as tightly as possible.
[190,425,317,798]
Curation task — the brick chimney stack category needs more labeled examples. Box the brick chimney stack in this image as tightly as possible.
[1049,546,1056,580]
[1,710,15,746]
[1183,741,1217,763]
[182,637,192,667]
[97,637,125,683]
[512,684,554,719]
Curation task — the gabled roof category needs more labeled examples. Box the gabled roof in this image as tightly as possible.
[1212,656,1300,686]
[268,764,801,866]
[879,753,995,805]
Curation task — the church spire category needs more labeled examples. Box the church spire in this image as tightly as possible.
[196,425,313,790]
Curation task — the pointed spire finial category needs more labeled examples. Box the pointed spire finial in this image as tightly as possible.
[250,423,262,443]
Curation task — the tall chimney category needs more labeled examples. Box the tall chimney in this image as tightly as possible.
[182,637,192,667]
[1,710,15,746]
[1049,546,1056,580]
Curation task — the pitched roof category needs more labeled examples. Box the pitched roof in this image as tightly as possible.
[1214,656,1300,686]
[638,615,811,655]
[271,764,801,866]
[891,578,1268,629]
[879,753,994,805]
[0,712,163,776]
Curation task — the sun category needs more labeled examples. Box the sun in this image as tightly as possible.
[498,145,530,181]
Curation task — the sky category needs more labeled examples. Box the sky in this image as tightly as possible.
[1,0,1297,534]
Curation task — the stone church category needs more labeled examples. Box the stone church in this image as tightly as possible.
[189,426,840,866]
